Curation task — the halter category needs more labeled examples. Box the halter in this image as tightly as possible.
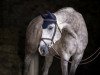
[41,19,61,55]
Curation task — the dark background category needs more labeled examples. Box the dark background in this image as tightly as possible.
[1,0,100,75]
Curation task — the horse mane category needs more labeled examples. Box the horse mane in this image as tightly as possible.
[25,16,43,54]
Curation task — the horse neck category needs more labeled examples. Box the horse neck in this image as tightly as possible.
[54,7,75,30]
[54,13,66,24]
[54,12,68,31]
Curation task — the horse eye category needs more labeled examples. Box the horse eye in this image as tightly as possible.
[48,26,53,30]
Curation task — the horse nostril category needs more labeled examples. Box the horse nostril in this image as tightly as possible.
[39,45,49,56]
[41,47,45,54]
[40,46,46,54]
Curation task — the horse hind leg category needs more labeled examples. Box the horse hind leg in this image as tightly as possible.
[43,55,53,75]
[69,53,84,75]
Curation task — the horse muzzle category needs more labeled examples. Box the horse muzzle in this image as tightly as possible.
[38,45,49,56]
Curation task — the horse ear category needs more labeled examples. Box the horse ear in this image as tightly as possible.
[46,11,55,19]
[46,11,52,15]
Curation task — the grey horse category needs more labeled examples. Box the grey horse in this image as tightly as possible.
[24,7,88,75]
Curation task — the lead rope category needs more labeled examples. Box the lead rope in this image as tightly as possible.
[50,43,100,65]
[80,47,100,65]
[81,47,100,62]
[51,45,100,65]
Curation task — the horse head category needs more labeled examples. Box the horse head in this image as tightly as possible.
[38,11,61,56]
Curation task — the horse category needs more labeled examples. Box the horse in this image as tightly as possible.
[24,7,88,75]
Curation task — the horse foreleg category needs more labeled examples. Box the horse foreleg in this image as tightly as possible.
[69,53,83,75]
[61,53,71,75]
[43,55,53,75]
